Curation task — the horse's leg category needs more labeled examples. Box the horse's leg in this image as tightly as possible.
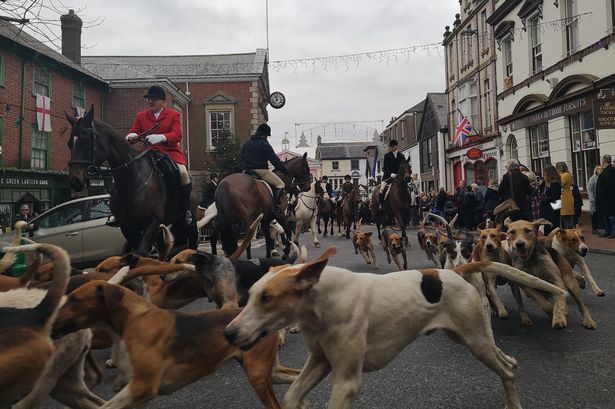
[310,214,320,248]
[136,220,162,256]
[317,213,322,234]
[261,219,273,259]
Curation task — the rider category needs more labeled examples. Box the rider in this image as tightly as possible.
[337,175,354,205]
[120,85,193,227]
[241,123,289,214]
[199,173,219,211]
[379,139,406,208]
[321,175,333,199]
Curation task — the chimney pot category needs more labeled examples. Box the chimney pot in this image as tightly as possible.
[61,9,83,64]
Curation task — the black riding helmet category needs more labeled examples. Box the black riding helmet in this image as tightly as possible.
[255,123,271,137]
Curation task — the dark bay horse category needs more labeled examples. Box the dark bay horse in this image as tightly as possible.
[371,161,413,243]
[66,106,197,257]
[215,154,312,259]
[342,187,361,239]
[316,190,335,238]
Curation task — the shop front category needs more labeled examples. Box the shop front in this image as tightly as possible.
[448,141,501,189]
[0,170,71,231]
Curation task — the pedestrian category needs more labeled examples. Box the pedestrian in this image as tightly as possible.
[473,183,484,225]
[463,185,478,230]
[523,170,542,221]
[596,154,615,238]
[539,165,561,235]
[14,204,33,226]
[587,165,603,234]
[497,159,532,222]
[121,85,193,227]
[379,140,406,208]
[483,179,499,221]
[241,123,289,214]
[556,162,575,229]
[435,187,447,217]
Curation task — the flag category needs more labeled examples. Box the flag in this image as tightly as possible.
[75,107,86,118]
[453,110,473,147]
[364,145,379,178]
[35,94,52,132]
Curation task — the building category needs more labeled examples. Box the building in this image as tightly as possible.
[315,139,371,192]
[82,49,271,196]
[417,93,449,192]
[0,13,108,231]
[488,0,615,192]
[443,0,501,190]
[380,99,424,186]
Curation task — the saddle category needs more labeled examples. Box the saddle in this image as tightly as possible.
[243,170,275,196]
[150,151,180,195]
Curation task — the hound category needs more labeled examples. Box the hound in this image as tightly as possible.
[381,229,408,270]
[417,228,438,266]
[506,219,596,329]
[352,231,378,267]
[547,227,605,297]
[225,247,566,409]
[52,280,299,409]
[0,243,69,407]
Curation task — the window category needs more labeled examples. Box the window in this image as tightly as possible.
[0,54,4,86]
[0,116,3,165]
[332,161,339,171]
[89,197,112,220]
[612,0,615,30]
[33,67,51,97]
[502,37,513,77]
[570,111,599,190]
[507,134,519,160]
[448,44,455,75]
[459,81,479,132]
[465,25,473,64]
[38,202,84,229]
[529,123,550,176]
[529,16,543,73]
[565,0,579,54]
[427,139,433,168]
[350,159,360,171]
[72,82,86,109]
[481,10,488,43]
[484,78,492,129]
[30,127,49,170]
[208,111,231,150]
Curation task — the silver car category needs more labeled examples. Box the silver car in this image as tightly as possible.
[26,194,125,267]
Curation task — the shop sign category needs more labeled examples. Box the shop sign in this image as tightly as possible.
[511,97,590,131]
[597,88,615,100]
[0,176,49,186]
[466,148,483,160]
[594,99,615,129]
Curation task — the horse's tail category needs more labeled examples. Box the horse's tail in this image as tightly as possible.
[215,182,238,256]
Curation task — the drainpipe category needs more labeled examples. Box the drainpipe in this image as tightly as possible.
[18,59,27,169]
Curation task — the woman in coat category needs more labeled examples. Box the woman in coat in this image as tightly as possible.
[483,179,499,220]
[587,165,603,234]
[540,165,561,235]
[556,162,575,229]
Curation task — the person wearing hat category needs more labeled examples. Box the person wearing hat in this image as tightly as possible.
[320,175,333,199]
[379,139,406,206]
[497,158,532,222]
[14,204,33,225]
[241,123,289,214]
[124,85,193,226]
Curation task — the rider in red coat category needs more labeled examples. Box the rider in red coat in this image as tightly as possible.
[126,85,193,225]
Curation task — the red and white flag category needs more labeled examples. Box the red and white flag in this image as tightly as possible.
[75,107,86,118]
[35,94,52,132]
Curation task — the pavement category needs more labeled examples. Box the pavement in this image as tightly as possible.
[583,232,615,255]
[46,224,615,409]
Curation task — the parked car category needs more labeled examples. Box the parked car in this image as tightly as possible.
[22,194,125,267]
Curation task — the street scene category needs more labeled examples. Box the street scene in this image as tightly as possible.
[1,0,615,408]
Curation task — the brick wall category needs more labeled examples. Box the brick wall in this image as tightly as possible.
[0,48,105,171]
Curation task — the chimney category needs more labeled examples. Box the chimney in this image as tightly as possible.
[317,135,322,145]
[61,9,82,64]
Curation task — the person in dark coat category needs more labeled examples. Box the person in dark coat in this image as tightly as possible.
[14,204,33,226]
[434,187,447,216]
[539,165,561,235]
[463,185,478,230]
[321,175,333,198]
[498,159,532,221]
[596,154,615,238]
[199,174,219,210]
[483,179,499,220]
[242,123,289,213]
[379,140,406,207]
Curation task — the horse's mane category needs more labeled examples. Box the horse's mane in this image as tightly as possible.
[92,119,125,141]
[284,156,302,164]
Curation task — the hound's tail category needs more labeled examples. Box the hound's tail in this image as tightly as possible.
[197,204,218,230]
[454,261,567,297]
[229,213,263,261]
[108,263,196,285]
[1,244,70,331]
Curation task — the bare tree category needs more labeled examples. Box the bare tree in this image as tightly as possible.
[0,0,103,50]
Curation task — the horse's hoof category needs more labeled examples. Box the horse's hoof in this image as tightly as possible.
[314,242,321,248]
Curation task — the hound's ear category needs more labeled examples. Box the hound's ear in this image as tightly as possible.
[532,218,552,228]
[575,224,584,233]
[365,232,373,237]
[195,251,216,267]
[294,247,336,292]
[504,217,512,228]
[120,253,140,268]
[97,284,124,312]
[64,111,77,127]
[303,152,308,159]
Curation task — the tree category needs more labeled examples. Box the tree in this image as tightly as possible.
[204,131,242,177]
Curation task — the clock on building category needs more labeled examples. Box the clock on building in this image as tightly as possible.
[268,92,286,109]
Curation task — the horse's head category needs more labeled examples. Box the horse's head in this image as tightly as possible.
[314,179,324,196]
[397,161,413,183]
[289,153,313,192]
[66,105,107,192]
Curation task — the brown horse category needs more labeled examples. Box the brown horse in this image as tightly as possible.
[215,154,312,259]
[371,161,413,243]
[342,187,361,239]
[316,190,335,238]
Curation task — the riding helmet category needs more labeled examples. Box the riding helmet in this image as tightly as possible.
[143,85,166,100]
[389,139,398,147]
[255,123,271,137]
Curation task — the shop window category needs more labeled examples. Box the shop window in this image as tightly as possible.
[33,66,51,97]
[507,134,518,160]
[208,111,232,150]
[72,82,86,109]
[529,123,550,177]
[570,111,599,190]
[30,127,49,170]
[487,159,498,183]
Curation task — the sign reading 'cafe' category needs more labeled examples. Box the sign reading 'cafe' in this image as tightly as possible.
[0,176,49,186]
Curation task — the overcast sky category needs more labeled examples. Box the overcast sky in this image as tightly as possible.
[41,0,458,151]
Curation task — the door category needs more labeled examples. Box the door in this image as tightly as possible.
[30,200,86,263]
[453,162,462,188]
[81,196,126,263]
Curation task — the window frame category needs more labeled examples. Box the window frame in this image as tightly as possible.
[569,111,599,190]
[502,37,513,77]
[565,0,579,54]
[208,110,232,150]
[481,10,489,50]
[332,161,339,171]
[484,78,492,129]
[30,125,49,170]
[529,15,543,73]
[529,123,550,176]
[32,66,51,97]
[72,81,86,109]
[350,159,360,171]
[0,54,4,86]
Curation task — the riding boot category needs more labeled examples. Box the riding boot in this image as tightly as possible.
[272,188,285,215]
[179,183,194,225]
[379,191,385,209]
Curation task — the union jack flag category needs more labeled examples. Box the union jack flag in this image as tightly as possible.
[453,110,473,147]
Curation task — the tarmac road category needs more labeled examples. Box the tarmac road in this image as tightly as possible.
[47,225,615,408]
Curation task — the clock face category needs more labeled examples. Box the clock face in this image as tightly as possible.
[269,91,286,109]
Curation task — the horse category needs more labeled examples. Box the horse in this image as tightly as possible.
[66,106,198,257]
[215,153,312,259]
[316,189,335,238]
[342,187,361,239]
[371,161,413,244]
[291,179,323,248]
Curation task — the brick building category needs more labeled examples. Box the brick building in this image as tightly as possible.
[0,15,108,231]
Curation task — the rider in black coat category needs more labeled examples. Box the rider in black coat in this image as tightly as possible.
[321,175,333,198]
[379,140,406,206]
[199,174,219,210]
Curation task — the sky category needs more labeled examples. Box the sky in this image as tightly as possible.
[23,0,459,152]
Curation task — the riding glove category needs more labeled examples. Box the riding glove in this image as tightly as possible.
[146,134,167,145]
[391,173,397,178]
[125,133,138,143]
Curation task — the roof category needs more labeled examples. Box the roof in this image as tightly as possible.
[82,49,268,81]
[315,142,370,160]
[0,21,107,85]
[426,93,448,129]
